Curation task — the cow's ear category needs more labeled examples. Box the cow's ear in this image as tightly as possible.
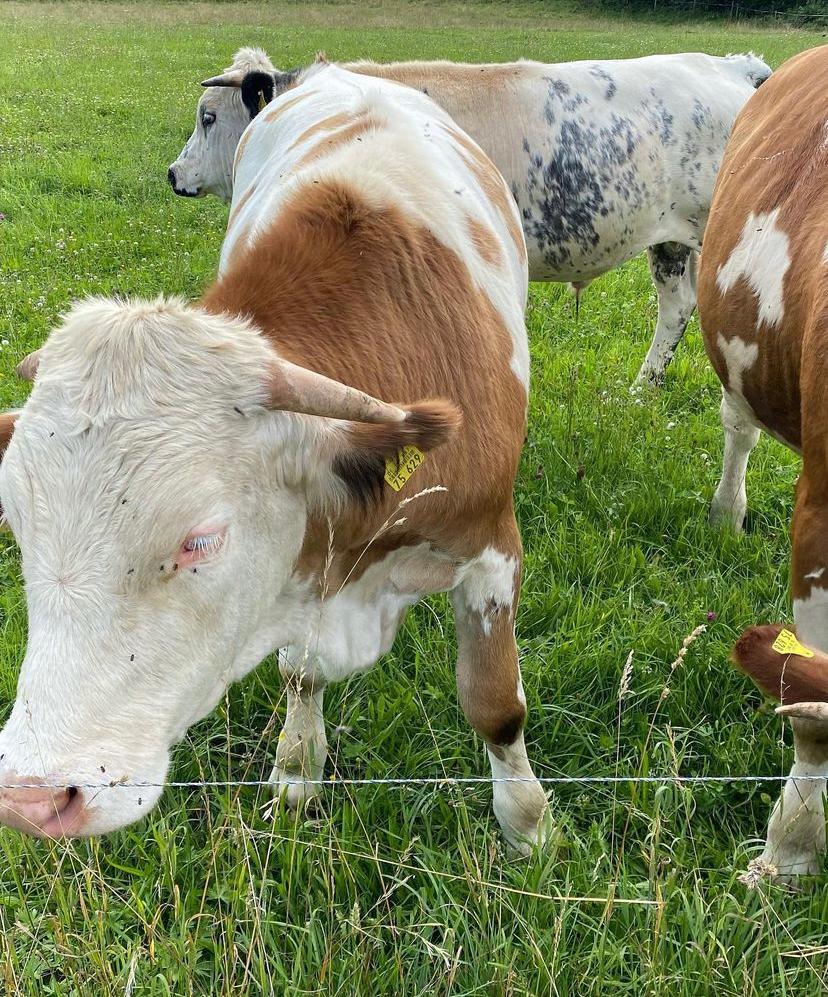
[16,349,41,382]
[732,624,828,705]
[331,400,461,507]
[241,71,277,119]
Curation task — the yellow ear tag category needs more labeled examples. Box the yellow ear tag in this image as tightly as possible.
[258,91,267,112]
[772,629,815,658]
[384,446,424,492]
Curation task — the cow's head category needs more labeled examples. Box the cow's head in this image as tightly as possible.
[168,48,298,202]
[0,297,459,838]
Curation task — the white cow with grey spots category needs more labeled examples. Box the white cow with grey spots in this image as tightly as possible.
[169,47,771,384]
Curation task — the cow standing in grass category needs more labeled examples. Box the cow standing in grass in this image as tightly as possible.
[169,47,771,385]
[698,44,828,881]
[0,64,549,851]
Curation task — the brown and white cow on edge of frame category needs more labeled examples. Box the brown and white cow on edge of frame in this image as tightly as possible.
[698,44,828,881]
[0,64,549,853]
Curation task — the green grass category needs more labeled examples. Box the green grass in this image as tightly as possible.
[0,2,826,994]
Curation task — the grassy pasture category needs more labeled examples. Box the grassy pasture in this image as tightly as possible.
[0,2,827,994]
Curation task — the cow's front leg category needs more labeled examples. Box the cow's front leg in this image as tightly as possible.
[759,501,828,878]
[451,527,548,855]
[270,649,328,810]
[634,243,696,386]
[758,706,828,882]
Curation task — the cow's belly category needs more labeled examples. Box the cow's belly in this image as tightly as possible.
[510,109,713,283]
[707,330,802,453]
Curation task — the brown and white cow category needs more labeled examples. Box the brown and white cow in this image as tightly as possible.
[169,47,771,386]
[0,64,549,852]
[698,44,828,880]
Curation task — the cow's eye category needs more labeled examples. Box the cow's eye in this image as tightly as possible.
[179,527,226,567]
[202,111,216,128]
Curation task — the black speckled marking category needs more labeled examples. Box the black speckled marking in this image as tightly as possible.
[589,64,617,100]
[521,107,645,270]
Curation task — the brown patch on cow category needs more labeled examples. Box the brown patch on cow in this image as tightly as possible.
[289,111,355,152]
[294,115,380,169]
[232,128,256,184]
[202,178,526,591]
[466,216,503,267]
[228,184,257,228]
[441,123,525,261]
[345,59,526,92]
[262,90,309,125]
[0,411,18,458]
[733,624,828,705]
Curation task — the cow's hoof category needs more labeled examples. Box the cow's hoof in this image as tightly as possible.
[740,856,820,890]
[494,778,550,857]
[708,495,746,532]
[631,367,663,391]
[269,766,323,811]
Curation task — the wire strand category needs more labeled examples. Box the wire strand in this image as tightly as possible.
[0,773,823,790]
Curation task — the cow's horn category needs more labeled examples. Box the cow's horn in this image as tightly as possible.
[776,702,828,722]
[264,359,406,424]
[201,70,245,89]
[16,349,41,382]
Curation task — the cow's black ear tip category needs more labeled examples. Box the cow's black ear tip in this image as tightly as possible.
[240,69,276,118]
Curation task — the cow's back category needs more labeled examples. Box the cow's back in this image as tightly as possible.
[205,65,530,556]
[698,45,828,450]
[348,53,765,281]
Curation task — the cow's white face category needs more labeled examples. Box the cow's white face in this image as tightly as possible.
[168,86,251,201]
[0,299,317,836]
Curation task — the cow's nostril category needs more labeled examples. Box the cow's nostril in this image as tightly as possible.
[65,786,78,805]
[167,167,176,187]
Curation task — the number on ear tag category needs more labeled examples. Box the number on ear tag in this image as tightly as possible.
[772,629,815,658]
[385,446,424,492]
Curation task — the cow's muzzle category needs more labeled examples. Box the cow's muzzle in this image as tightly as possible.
[0,782,85,838]
[167,165,200,198]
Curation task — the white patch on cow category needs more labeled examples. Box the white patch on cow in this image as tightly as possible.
[716,209,790,330]
[454,546,518,635]
[288,544,457,684]
[823,238,828,265]
[805,567,825,581]
[487,732,548,855]
[716,333,758,398]
[794,586,828,654]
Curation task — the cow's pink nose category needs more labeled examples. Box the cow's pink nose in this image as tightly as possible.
[0,784,84,838]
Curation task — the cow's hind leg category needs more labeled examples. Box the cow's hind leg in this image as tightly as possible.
[451,526,548,855]
[634,242,697,386]
[709,390,760,531]
[270,649,328,810]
